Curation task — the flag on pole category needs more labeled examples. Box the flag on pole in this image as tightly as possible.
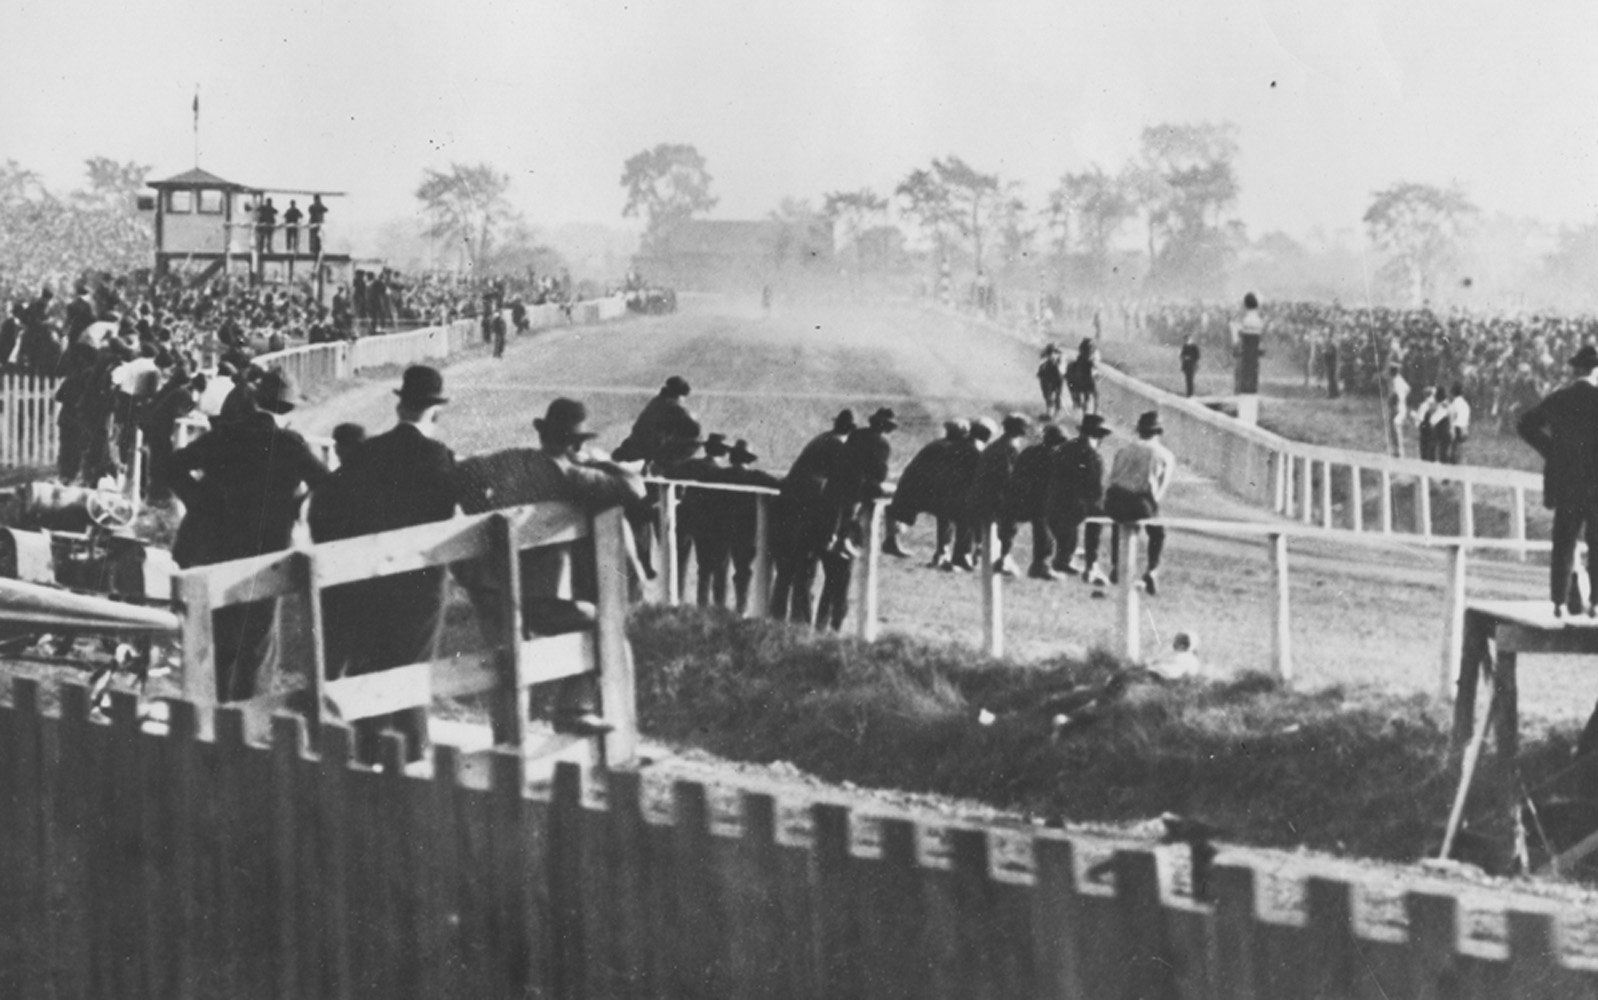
[192,89,199,131]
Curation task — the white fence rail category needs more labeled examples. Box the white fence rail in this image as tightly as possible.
[0,374,59,470]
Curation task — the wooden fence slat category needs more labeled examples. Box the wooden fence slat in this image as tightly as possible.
[314,724,356,1000]
[1405,892,1461,1000]
[550,761,588,1000]
[1306,876,1357,997]
[862,818,927,1000]
[1506,909,1571,1000]
[1114,849,1178,1000]
[673,780,726,999]
[270,714,307,1000]
[1030,834,1085,1000]
[578,776,619,999]
[595,508,638,765]
[53,682,96,1000]
[950,828,1001,1000]
[376,733,424,1000]
[813,802,862,1000]
[431,743,490,1000]
[492,751,544,1000]
[5,680,46,997]
[604,770,657,999]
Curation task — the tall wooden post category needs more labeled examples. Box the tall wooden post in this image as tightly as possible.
[659,483,680,606]
[981,522,1003,658]
[1349,466,1364,533]
[1270,532,1291,683]
[1118,527,1140,662]
[856,502,883,641]
[1380,470,1394,534]
[594,509,637,765]
[1441,543,1467,703]
[1418,477,1433,537]
[749,494,771,618]
[1319,460,1333,530]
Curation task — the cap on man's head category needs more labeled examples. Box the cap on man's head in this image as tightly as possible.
[1078,413,1112,438]
[971,417,998,442]
[868,407,899,432]
[832,409,857,433]
[705,432,730,457]
[1041,423,1066,443]
[254,371,299,415]
[943,418,970,440]
[395,365,448,408]
[332,423,366,449]
[534,397,599,443]
[1002,412,1030,436]
[729,439,758,465]
[663,375,691,397]
[1136,410,1164,437]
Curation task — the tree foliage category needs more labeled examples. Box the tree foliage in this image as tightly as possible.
[765,198,833,272]
[620,143,717,254]
[1363,182,1478,305]
[1047,166,1136,285]
[415,162,515,270]
[1132,122,1241,293]
[0,157,152,297]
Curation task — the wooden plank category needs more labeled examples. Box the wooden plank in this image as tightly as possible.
[495,752,546,1000]
[175,571,217,726]
[1299,456,1313,524]
[1118,527,1141,661]
[1419,476,1434,536]
[594,508,638,764]
[519,623,599,688]
[862,818,928,1000]
[1506,909,1570,1000]
[1405,892,1462,1000]
[1270,532,1292,683]
[293,550,329,731]
[326,662,435,720]
[1461,481,1476,540]
[429,743,487,1000]
[982,521,1003,657]
[1114,849,1178,1000]
[577,780,619,997]
[1320,460,1333,530]
[313,724,355,1000]
[661,483,681,605]
[271,714,307,1000]
[857,501,883,641]
[312,513,492,587]
[813,803,862,1000]
[509,500,591,550]
[379,734,425,1000]
[485,513,530,747]
[950,828,1001,1000]
[549,761,587,1000]
[183,548,300,607]
[673,780,726,998]
[1442,544,1468,703]
[1381,469,1394,534]
[1350,465,1364,532]
[1030,834,1085,1000]
[1305,876,1356,997]
[54,683,98,1000]
[750,495,772,617]
[605,770,658,998]
[5,681,47,997]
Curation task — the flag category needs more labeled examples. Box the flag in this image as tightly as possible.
[192,90,199,131]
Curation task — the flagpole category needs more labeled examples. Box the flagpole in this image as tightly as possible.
[192,85,200,168]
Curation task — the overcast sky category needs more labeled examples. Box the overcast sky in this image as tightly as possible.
[5,0,1598,243]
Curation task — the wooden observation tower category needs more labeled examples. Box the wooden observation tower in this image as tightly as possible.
[143,168,350,300]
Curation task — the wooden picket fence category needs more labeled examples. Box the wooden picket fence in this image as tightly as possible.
[0,373,59,470]
[1,684,1594,999]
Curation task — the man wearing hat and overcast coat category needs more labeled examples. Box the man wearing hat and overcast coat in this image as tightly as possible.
[169,371,329,701]
[454,397,646,735]
[815,407,898,631]
[772,409,857,624]
[888,419,973,569]
[613,374,697,577]
[966,413,1031,576]
[324,365,457,763]
[714,439,782,613]
[1047,413,1114,584]
[1518,344,1598,620]
[1011,422,1068,579]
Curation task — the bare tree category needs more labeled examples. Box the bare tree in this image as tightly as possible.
[620,143,717,255]
[1363,182,1478,305]
[415,163,514,270]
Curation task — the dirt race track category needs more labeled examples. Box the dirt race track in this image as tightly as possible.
[293,295,1588,735]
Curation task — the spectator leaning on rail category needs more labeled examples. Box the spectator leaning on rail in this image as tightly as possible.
[714,439,781,614]
[815,407,898,631]
[1046,412,1113,586]
[770,409,856,624]
[1516,344,1598,622]
[1011,422,1066,580]
[887,419,972,570]
[1105,410,1176,596]
[454,397,646,737]
[966,413,1030,577]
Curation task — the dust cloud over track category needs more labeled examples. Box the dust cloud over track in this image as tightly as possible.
[293,298,1577,727]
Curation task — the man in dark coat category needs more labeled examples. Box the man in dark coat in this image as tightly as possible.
[65,283,97,345]
[771,409,855,624]
[1011,423,1066,579]
[888,419,971,569]
[614,375,697,576]
[1179,335,1201,398]
[168,372,329,701]
[1518,344,1598,619]
[948,417,995,570]
[716,439,782,613]
[1046,413,1113,585]
[661,430,724,606]
[53,342,98,483]
[1038,345,1066,417]
[139,359,197,503]
[322,365,457,763]
[966,413,1030,576]
[815,407,897,631]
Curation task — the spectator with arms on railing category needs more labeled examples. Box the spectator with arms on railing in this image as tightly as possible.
[816,407,898,631]
[1046,413,1113,586]
[771,409,856,624]
[454,397,645,737]
[887,419,972,570]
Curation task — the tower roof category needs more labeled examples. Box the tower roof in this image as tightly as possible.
[148,167,257,192]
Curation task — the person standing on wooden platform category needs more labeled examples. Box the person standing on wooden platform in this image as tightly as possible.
[1517,344,1598,621]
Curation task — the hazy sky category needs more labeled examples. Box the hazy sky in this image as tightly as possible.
[6,0,1598,242]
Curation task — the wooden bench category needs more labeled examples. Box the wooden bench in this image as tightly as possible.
[172,503,636,771]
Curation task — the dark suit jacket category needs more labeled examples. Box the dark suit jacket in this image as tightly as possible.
[336,422,457,538]
[1518,380,1598,509]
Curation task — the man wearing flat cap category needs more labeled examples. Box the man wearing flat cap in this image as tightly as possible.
[323,364,458,763]
[1105,410,1176,595]
[772,409,857,624]
[1519,344,1598,621]
[455,397,645,736]
[169,370,329,702]
[816,407,898,631]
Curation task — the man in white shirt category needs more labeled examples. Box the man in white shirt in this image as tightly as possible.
[1386,364,1410,458]
[1105,410,1176,595]
[1447,383,1472,465]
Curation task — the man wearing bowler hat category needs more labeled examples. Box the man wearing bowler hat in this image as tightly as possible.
[1047,413,1114,586]
[715,439,782,614]
[454,397,645,736]
[169,370,329,701]
[1519,344,1598,621]
[326,365,458,763]
[816,407,898,631]
[772,409,857,624]
[1105,410,1176,595]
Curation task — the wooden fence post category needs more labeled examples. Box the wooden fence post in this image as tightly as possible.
[1350,466,1364,533]
[1272,451,1286,514]
[1460,481,1475,540]
[1299,457,1313,525]
[1320,460,1333,530]
[1419,477,1433,536]
[1441,543,1467,704]
[1512,486,1528,562]
[749,494,772,618]
[1118,526,1140,662]
[855,501,882,642]
[982,522,1003,658]
[1270,532,1292,684]
[595,509,638,766]
[659,483,680,606]
[1380,470,1394,534]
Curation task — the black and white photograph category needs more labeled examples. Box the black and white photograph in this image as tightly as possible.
[5,0,1598,995]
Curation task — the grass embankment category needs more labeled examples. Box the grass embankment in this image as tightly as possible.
[631,604,1587,868]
